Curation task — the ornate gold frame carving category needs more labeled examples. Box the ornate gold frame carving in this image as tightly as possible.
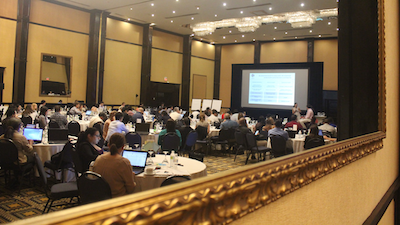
[13,1,386,224]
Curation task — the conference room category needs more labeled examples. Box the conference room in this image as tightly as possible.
[0,0,395,224]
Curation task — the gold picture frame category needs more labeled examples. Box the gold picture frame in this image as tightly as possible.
[14,1,386,224]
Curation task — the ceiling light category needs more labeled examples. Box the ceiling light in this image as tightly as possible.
[229,30,232,33]
[235,40,237,42]
[215,14,217,17]
[253,39,256,41]
[151,14,154,17]
[269,7,272,10]
[223,3,226,6]
[328,22,331,25]
[130,8,132,10]
[128,18,130,21]
[319,35,322,37]
[285,31,287,34]
[273,38,276,40]
[171,20,173,23]
[223,36,226,39]
[253,0,256,2]
[337,28,339,31]
[151,3,154,6]
[176,0,179,1]
[191,17,194,20]
[240,11,243,14]
[242,35,245,37]
[150,23,156,26]
[274,27,277,29]
[211,42,214,44]
[301,3,305,7]
[173,11,175,14]
[196,6,200,10]
[309,30,312,33]
[263,34,265,36]
[295,37,297,39]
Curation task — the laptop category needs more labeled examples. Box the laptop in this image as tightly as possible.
[85,110,92,116]
[122,150,148,174]
[135,123,150,134]
[48,128,69,144]
[23,128,43,143]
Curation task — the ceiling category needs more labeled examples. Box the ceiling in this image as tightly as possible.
[53,0,339,44]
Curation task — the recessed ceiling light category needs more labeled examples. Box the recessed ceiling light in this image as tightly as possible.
[269,7,272,10]
[130,8,132,10]
[235,40,237,42]
[171,20,173,23]
[128,18,130,21]
[285,32,287,34]
[172,11,175,13]
[309,30,312,33]
[295,37,298,39]
[240,11,243,14]
[328,22,331,25]
[223,36,226,39]
[274,27,277,29]
[151,3,154,6]
[242,35,245,37]
[150,23,156,26]
[253,39,256,42]
[273,38,276,40]
[253,0,256,2]
[151,14,154,17]
[196,6,200,10]
[229,30,232,33]
[176,0,179,1]
[223,2,226,6]
[301,3,305,7]
[215,14,217,17]
[200,38,203,41]
[337,28,339,31]
[191,17,194,20]
[319,35,322,37]
[263,34,265,36]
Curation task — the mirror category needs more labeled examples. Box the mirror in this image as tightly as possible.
[40,54,71,96]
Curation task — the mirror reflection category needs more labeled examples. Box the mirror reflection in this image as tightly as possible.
[40,54,71,96]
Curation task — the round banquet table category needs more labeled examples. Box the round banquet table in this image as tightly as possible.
[78,120,90,131]
[134,155,207,193]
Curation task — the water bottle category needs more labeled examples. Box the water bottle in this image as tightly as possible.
[170,151,175,168]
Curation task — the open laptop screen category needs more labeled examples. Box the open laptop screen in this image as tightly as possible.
[23,128,43,142]
[122,150,147,167]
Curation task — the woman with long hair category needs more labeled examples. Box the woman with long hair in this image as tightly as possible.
[304,124,325,150]
[103,111,116,139]
[93,133,136,197]
[1,117,34,164]
[196,113,210,134]
[38,106,49,129]
[77,128,102,171]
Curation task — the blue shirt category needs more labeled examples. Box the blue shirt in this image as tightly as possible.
[221,119,239,130]
[268,128,289,141]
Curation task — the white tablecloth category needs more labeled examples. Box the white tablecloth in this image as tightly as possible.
[78,120,90,131]
[134,155,207,192]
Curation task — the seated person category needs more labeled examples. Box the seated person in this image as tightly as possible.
[231,110,239,122]
[220,114,239,130]
[105,112,129,143]
[122,105,135,124]
[207,110,220,125]
[236,118,252,135]
[318,118,337,138]
[50,105,68,128]
[0,118,34,165]
[158,119,182,146]
[284,115,303,130]
[69,102,82,115]
[327,117,337,128]
[169,107,182,121]
[179,117,193,148]
[255,116,266,132]
[132,107,145,124]
[37,106,49,129]
[158,110,171,125]
[262,117,275,132]
[298,104,314,128]
[89,112,108,128]
[268,119,289,141]
[196,113,210,134]
[77,128,102,171]
[304,124,325,150]
[103,111,116,140]
[93,133,136,197]
[2,107,17,128]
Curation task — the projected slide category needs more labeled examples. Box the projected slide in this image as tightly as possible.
[248,73,295,106]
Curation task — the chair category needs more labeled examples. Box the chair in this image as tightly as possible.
[77,171,112,205]
[161,132,180,152]
[68,121,81,136]
[49,120,60,128]
[21,116,33,126]
[245,132,270,165]
[304,137,325,150]
[160,176,191,187]
[234,131,247,162]
[34,153,79,213]
[125,132,142,150]
[210,129,230,154]
[0,139,34,191]
[180,131,198,155]
[44,142,74,183]
[195,126,209,154]
[270,135,287,158]
[287,130,297,138]
[70,146,83,177]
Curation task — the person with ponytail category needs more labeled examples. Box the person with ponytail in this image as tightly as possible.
[0,117,34,165]
[77,127,102,171]
[93,133,136,197]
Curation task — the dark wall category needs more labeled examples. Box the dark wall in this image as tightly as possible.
[230,62,324,119]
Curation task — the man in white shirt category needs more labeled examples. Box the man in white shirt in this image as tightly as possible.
[298,104,314,128]
[105,112,129,142]
[231,110,239,122]
[207,110,219,125]
[89,112,108,128]
[169,107,182,121]
[318,118,337,137]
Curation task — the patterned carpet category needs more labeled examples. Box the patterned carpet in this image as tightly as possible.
[0,152,266,223]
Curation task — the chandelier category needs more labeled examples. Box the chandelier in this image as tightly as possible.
[190,8,338,36]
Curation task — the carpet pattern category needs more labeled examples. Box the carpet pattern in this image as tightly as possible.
[0,152,268,223]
